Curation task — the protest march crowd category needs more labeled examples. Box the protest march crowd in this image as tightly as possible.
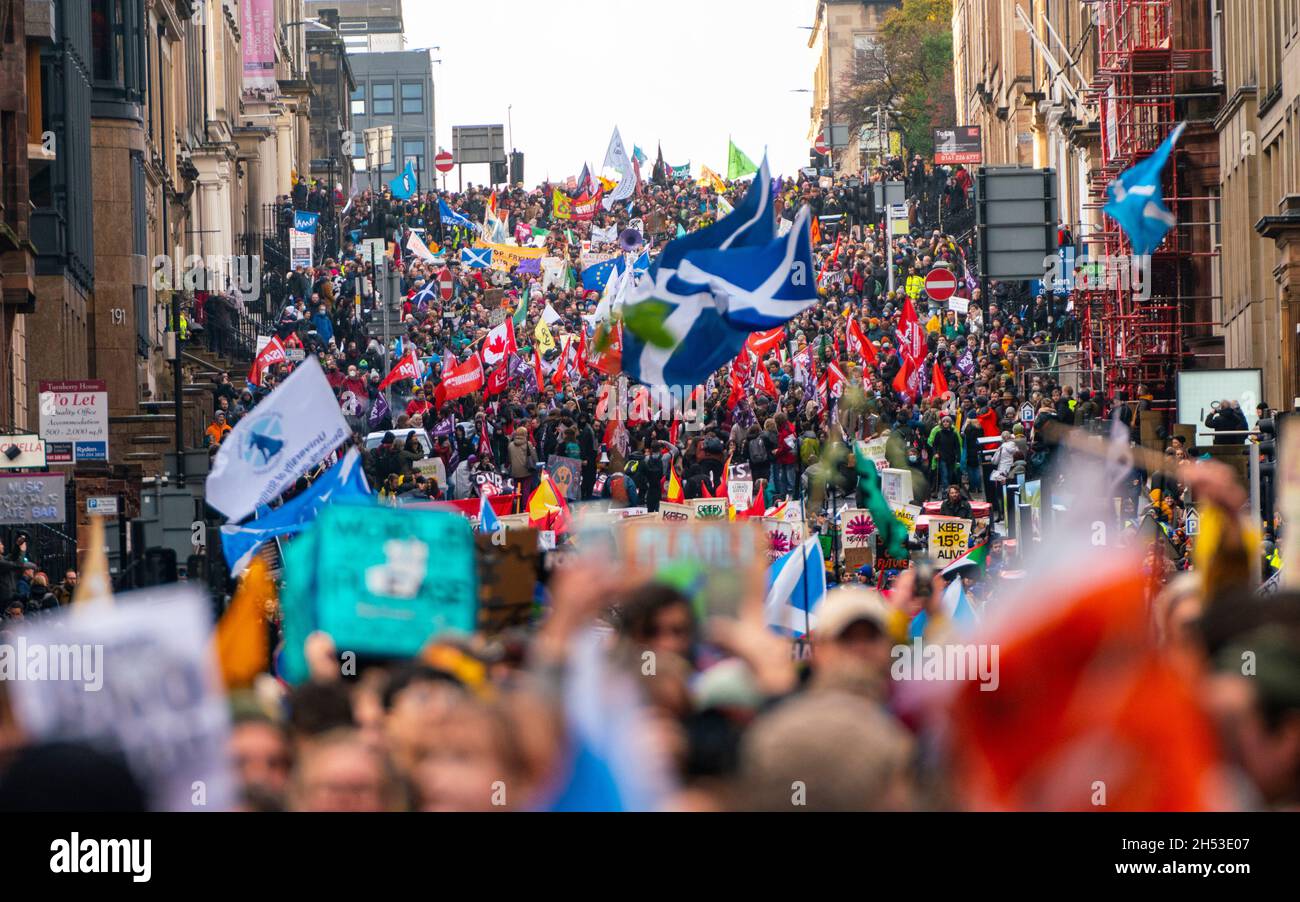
[0,141,1297,816]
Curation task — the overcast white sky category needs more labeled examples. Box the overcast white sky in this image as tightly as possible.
[403,0,819,187]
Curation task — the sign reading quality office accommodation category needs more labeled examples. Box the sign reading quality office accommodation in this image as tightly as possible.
[38,380,108,463]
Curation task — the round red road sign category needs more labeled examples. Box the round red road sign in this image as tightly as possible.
[814,133,829,156]
[439,267,454,301]
[434,151,455,173]
[924,267,957,302]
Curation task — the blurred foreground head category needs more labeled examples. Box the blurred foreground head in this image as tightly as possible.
[737,691,912,811]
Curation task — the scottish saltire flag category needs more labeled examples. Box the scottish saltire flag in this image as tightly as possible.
[477,491,501,534]
[620,155,818,387]
[220,449,371,574]
[909,575,979,638]
[389,161,417,200]
[462,247,493,269]
[632,251,651,276]
[1103,122,1184,256]
[581,256,627,293]
[412,282,437,310]
[438,198,479,232]
[764,537,826,638]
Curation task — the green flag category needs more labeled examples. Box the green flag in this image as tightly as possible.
[727,139,758,180]
[512,289,528,331]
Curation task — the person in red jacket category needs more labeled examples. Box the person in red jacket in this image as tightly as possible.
[773,411,799,500]
[406,387,434,420]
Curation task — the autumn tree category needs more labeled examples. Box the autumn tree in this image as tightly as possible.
[835,0,956,160]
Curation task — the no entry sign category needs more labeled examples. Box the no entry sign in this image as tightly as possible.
[924,267,957,302]
[438,267,454,301]
[434,151,455,173]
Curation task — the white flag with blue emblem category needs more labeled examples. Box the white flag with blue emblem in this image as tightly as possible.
[601,126,636,210]
[206,356,350,522]
[1103,122,1184,256]
[620,154,818,388]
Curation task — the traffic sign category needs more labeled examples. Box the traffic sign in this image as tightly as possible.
[438,267,454,302]
[87,496,118,517]
[924,267,958,302]
[814,133,829,156]
[434,151,455,173]
[1020,402,1036,423]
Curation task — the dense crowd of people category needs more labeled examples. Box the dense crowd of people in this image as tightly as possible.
[2,153,1296,816]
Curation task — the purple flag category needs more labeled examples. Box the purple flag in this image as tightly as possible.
[430,414,456,438]
[517,257,541,275]
[368,393,391,428]
[956,349,976,378]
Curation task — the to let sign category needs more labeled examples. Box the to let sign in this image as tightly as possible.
[38,380,109,463]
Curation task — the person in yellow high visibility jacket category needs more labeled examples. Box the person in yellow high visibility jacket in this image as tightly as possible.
[905,268,924,300]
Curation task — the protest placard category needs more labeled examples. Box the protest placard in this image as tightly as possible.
[658,502,693,523]
[881,467,912,505]
[763,517,805,562]
[9,586,234,811]
[839,508,876,571]
[688,497,728,521]
[620,520,765,619]
[280,503,478,683]
[928,515,971,565]
[547,455,583,501]
[890,502,922,536]
[476,531,538,633]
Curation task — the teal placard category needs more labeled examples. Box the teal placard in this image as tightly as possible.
[311,503,478,661]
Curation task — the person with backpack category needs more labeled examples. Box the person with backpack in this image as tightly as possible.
[742,423,777,487]
[773,412,798,500]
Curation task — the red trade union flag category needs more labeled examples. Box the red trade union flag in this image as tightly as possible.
[435,354,484,405]
[485,362,509,397]
[249,335,287,386]
[847,317,877,367]
[379,350,420,391]
[745,326,786,357]
[892,353,917,402]
[897,296,925,361]
[929,360,949,400]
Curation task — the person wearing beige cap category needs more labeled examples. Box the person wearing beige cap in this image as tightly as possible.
[808,587,899,702]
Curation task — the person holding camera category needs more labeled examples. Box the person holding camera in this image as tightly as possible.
[1205,399,1248,445]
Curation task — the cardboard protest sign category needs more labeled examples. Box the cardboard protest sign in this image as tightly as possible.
[881,468,912,505]
[859,436,889,473]
[547,455,584,501]
[928,515,971,565]
[763,517,805,562]
[620,520,766,619]
[890,502,921,536]
[610,507,649,518]
[476,531,538,633]
[839,508,877,570]
[688,497,728,521]
[874,547,912,588]
[727,463,753,510]
[9,587,234,811]
[658,502,693,523]
[496,513,531,530]
[280,503,478,683]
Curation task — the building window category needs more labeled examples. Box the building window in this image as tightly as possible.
[351,82,365,115]
[90,0,145,112]
[401,82,424,114]
[854,33,885,80]
[372,82,394,115]
[402,139,426,178]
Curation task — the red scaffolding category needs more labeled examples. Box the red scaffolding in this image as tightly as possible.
[1078,0,1217,401]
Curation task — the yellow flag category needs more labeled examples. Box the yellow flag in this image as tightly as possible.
[552,188,572,220]
[214,556,273,690]
[535,319,556,355]
[698,165,727,193]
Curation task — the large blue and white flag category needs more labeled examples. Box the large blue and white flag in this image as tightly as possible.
[220,449,371,573]
[601,127,637,210]
[581,256,627,293]
[1103,122,1184,256]
[764,537,826,638]
[389,161,418,200]
[461,246,493,269]
[438,197,479,232]
[206,356,351,522]
[412,282,438,310]
[620,155,818,387]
